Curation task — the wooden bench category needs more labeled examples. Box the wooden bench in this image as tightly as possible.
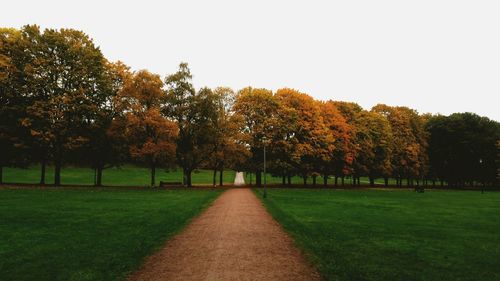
[159,181,183,187]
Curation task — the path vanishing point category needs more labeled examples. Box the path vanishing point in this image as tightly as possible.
[128,188,321,281]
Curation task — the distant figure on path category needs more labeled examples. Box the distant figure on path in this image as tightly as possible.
[234,172,245,186]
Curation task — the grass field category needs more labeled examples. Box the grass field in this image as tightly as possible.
[2,165,237,186]
[257,188,500,281]
[0,188,222,281]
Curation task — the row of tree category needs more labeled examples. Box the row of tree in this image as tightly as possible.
[1,26,499,187]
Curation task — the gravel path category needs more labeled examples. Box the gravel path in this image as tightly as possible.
[128,188,321,281]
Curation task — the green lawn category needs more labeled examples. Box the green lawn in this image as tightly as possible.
[257,188,500,281]
[0,188,222,281]
[3,165,237,186]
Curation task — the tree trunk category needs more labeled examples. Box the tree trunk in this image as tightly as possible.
[323,175,328,186]
[303,175,307,186]
[256,171,262,187]
[282,175,286,185]
[287,174,292,186]
[54,157,62,186]
[182,167,192,187]
[335,176,338,186]
[219,165,223,186]
[186,169,192,187]
[151,164,156,187]
[384,177,389,187]
[213,168,217,187]
[341,176,345,186]
[96,166,103,187]
[40,158,46,185]
[0,166,3,184]
[312,175,317,186]
[369,177,375,187]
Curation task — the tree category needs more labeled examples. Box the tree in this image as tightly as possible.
[363,111,393,186]
[496,140,500,187]
[329,102,393,187]
[79,61,132,186]
[19,27,108,186]
[116,70,177,187]
[273,88,333,186]
[426,113,500,187]
[164,63,216,187]
[332,101,365,185]
[208,87,248,186]
[372,104,427,187]
[233,87,278,186]
[318,101,353,186]
[0,27,30,183]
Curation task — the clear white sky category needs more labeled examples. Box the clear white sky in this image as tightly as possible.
[2,0,499,121]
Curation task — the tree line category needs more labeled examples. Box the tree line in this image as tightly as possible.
[1,26,499,188]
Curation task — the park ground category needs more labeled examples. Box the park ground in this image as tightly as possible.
[0,189,222,281]
[1,169,499,281]
[258,188,500,281]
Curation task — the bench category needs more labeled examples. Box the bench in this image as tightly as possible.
[414,186,425,193]
[159,181,183,187]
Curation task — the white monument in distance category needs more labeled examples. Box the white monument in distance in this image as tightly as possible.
[233,172,245,186]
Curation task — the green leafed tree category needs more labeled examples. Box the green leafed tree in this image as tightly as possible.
[21,27,109,185]
[164,63,219,187]
[426,113,500,187]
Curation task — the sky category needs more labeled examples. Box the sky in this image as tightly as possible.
[2,0,499,121]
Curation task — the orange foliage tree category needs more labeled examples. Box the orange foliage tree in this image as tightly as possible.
[318,101,354,185]
[113,70,177,187]
[274,88,333,186]
[233,87,279,186]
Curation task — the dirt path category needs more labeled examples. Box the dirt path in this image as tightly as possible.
[128,188,321,281]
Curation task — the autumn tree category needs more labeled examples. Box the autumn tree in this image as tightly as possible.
[372,104,428,187]
[274,88,333,186]
[319,101,354,186]
[332,101,364,185]
[208,87,248,186]
[115,70,177,187]
[233,87,278,186]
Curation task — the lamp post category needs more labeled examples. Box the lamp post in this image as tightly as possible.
[263,136,268,198]
[479,158,483,194]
